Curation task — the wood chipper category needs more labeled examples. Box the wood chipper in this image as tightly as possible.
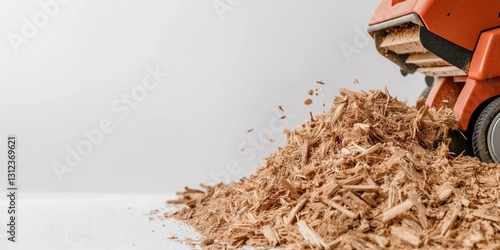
[367,0,500,163]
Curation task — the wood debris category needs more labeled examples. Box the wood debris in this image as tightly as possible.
[298,220,328,249]
[382,199,413,222]
[262,225,280,246]
[321,197,358,219]
[166,89,500,249]
[304,99,313,105]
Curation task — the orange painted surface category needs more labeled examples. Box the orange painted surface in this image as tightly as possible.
[453,77,500,130]
[369,0,418,25]
[369,0,500,51]
[426,77,464,110]
[370,1,500,131]
[469,28,500,81]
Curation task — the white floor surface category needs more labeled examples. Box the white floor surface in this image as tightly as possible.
[0,193,201,250]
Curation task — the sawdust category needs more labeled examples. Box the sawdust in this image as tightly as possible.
[380,24,427,55]
[304,99,313,105]
[166,88,500,249]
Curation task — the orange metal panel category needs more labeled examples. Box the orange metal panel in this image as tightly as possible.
[369,0,418,25]
[469,28,500,81]
[369,0,500,51]
[453,77,500,130]
[425,77,464,110]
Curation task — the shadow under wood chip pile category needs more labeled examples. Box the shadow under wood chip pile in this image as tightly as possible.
[167,88,500,249]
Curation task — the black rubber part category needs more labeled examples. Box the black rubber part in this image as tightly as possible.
[420,86,432,99]
[419,26,473,71]
[448,130,473,157]
[420,76,434,99]
[425,76,434,87]
[472,97,500,163]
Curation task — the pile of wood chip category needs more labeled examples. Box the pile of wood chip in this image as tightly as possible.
[167,89,500,249]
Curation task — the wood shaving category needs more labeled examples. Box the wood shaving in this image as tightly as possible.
[304,99,313,105]
[166,89,500,249]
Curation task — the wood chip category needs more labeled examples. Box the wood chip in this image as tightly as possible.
[361,192,378,207]
[441,208,460,236]
[329,100,346,125]
[342,184,379,192]
[346,191,370,208]
[322,197,358,219]
[472,211,500,222]
[297,220,328,249]
[408,192,427,229]
[301,140,309,166]
[280,178,299,198]
[391,226,421,247]
[438,183,454,202]
[286,199,307,224]
[382,199,413,222]
[262,225,280,246]
[356,143,381,158]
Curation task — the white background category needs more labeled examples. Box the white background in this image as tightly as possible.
[0,0,426,194]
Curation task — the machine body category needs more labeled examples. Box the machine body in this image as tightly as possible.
[368,0,500,163]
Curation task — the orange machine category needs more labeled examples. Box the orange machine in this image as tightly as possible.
[368,0,500,163]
